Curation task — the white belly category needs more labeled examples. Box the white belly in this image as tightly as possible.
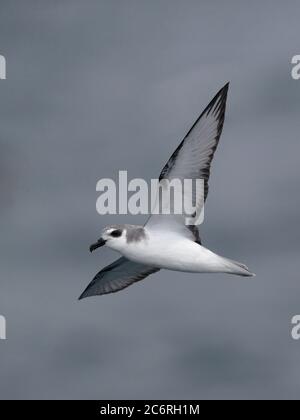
[121,232,225,273]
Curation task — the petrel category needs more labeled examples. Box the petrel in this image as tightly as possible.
[79,83,255,299]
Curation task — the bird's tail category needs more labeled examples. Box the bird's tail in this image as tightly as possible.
[221,257,256,277]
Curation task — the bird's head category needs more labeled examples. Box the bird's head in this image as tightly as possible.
[89,225,127,253]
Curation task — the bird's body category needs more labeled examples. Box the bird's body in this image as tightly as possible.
[80,83,255,299]
[111,225,251,276]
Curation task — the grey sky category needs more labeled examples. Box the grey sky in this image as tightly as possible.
[0,0,300,399]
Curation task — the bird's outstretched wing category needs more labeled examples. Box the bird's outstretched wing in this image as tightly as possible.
[146,83,229,243]
[79,257,160,299]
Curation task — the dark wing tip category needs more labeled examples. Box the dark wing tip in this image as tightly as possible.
[78,282,102,300]
[219,82,230,95]
[178,82,230,140]
[204,82,229,116]
[78,288,103,300]
[78,290,88,300]
[78,278,98,300]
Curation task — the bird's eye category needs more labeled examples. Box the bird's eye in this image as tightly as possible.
[110,229,122,238]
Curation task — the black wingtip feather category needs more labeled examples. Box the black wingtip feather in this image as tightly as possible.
[185,83,229,138]
[78,292,86,300]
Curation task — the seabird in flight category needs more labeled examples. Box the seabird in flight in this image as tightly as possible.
[79,83,255,299]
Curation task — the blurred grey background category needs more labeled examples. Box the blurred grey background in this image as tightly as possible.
[0,0,300,400]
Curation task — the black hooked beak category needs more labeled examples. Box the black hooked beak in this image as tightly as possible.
[89,238,106,253]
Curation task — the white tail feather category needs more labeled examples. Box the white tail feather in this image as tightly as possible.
[222,257,256,277]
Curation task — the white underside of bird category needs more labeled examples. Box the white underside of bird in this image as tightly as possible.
[120,229,252,276]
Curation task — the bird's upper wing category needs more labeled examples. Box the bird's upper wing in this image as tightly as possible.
[79,257,160,299]
[145,83,229,243]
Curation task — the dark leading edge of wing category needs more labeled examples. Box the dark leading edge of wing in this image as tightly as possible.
[159,82,229,202]
[79,257,160,299]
